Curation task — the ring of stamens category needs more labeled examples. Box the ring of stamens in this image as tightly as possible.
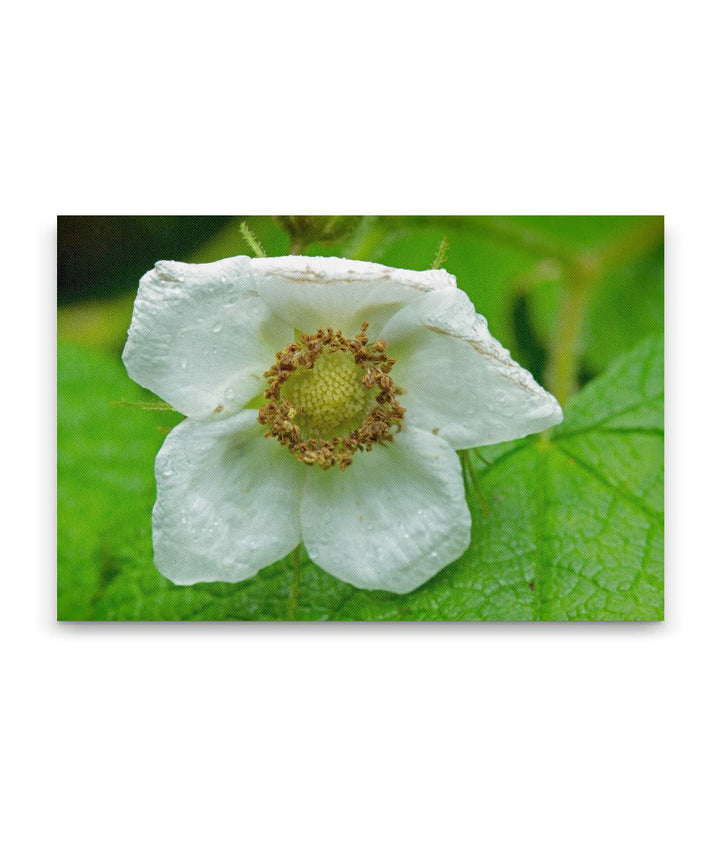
[258,322,405,470]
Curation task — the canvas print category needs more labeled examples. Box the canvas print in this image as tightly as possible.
[57,215,664,620]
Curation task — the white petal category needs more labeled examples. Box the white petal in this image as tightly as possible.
[123,256,292,419]
[251,255,456,339]
[153,411,304,584]
[381,288,563,448]
[300,427,470,594]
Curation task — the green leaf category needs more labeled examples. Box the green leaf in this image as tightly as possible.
[58,336,663,621]
[57,343,182,619]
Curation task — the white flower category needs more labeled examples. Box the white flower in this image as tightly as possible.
[122,255,562,594]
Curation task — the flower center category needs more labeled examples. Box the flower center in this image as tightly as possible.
[258,324,405,470]
[282,351,371,439]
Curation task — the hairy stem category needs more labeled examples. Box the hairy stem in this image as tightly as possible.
[239,221,266,257]
[431,236,449,269]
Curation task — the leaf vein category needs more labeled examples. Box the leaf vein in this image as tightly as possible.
[553,442,663,525]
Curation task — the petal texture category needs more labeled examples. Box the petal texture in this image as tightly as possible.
[251,255,456,339]
[300,427,471,594]
[153,411,304,584]
[381,288,563,448]
[123,256,292,419]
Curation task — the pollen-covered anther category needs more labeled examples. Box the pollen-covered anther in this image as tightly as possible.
[258,324,405,470]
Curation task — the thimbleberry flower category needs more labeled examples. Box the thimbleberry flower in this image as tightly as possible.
[122,255,562,593]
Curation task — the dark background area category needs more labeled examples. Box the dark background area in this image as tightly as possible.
[57,216,233,304]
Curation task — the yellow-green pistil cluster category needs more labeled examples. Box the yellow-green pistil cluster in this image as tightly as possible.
[258,323,405,470]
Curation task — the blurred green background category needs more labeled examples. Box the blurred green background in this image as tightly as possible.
[58,215,663,388]
[57,215,663,620]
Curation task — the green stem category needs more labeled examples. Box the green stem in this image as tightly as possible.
[544,218,663,406]
[545,268,591,407]
[460,450,489,517]
[596,216,663,274]
[474,216,577,266]
[344,216,386,261]
[287,545,302,620]
[111,398,176,411]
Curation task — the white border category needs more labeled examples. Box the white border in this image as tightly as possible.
[4,1,715,854]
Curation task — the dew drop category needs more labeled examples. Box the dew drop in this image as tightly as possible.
[212,322,223,333]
